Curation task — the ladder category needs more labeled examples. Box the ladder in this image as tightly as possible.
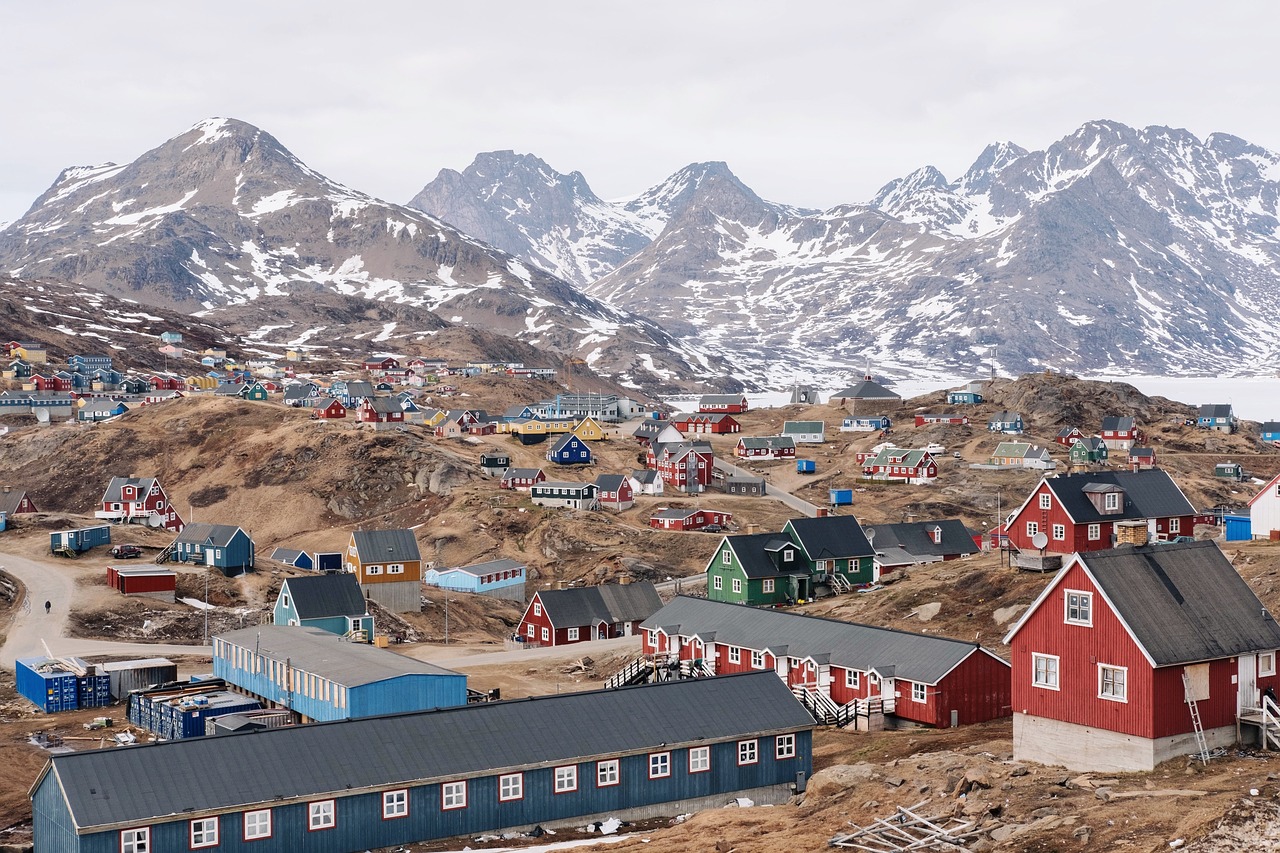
[1182,671,1210,765]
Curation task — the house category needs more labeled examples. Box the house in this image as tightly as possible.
[735,436,796,460]
[106,567,176,602]
[1003,540,1280,772]
[1215,461,1246,480]
[96,477,184,531]
[914,413,969,426]
[987,412,1024,434]
[76,399,128,422]
[274,574,373,641]
[520,581,663,646]
[1262,422,1280,444]
[649,440,715,494]
[479,452,511,477]
[570,416,608,441]
[33,673,811,853]
[861,447,939,484]
[863,519,981,575]
[1249,472,1280,540]
[530,481,599,511]
[10,341,47,363]
[830,377,901,404]
[345,380,376,406]
[68,354,113,374]
[1198,403,1237,433]
[241,381,270,401]
[1128,446,1157,470]
[650,507,732,532]
[159,331,183,344]
[499,469,545,493]
[782,421,825,444]
[946,389,983,404]
[546,433,594,466]
[164,523,256,577]
[345,529,424,612]
[1055,426,1086,446]
[0,487,38,516]
[423,558,526,602]
[789,384,822,405]
[841,415,891,432]
[361,356,400,372]
[269,547,314,570]
[698,393,749,414]
[669,412,742,435]
[706,516,877,606]
[314,398,347,419]
[594,474,635,511]
[1004,469,1198,557]
[628,469,664,496]
[641,596,1011,728]
[632,420,684,446]
[357,397,406,430]
[1067,436,1108,467]
[721,475,766,496]
[989,442,1056,470]
[1100,416,1141,451]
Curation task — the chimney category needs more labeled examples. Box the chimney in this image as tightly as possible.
[1115,520,1149,547]
[618,576,631,585]
[746,523,760,535]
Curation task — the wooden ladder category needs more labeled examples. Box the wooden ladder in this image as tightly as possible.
[1182,671,1210,765]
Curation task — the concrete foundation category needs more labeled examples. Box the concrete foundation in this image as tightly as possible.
[1013,714,1235,772]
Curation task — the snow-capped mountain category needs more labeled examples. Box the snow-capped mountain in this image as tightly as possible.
[0,119,727,389]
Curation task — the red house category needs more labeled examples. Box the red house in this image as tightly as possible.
[519,581,663,647]
[648,441,715,494]
[356,397,405,429]
[315,398,347,419]
[96,476,184,531]
[361,356,400,372]
[1055,426,1086,447]
[500,467,546,491]
[1128,447,1157,470]
[1003,540,1280,771]
[914,414,969,427]
[670,413,741,435]
[594,474,635,511]
[1099,416,1142,451]
[735,436,796,460]
[640,597,1011,728]
[31,374,73,392]
[649,507,732,531]
[1004,470,1196,556]
[698,394,749,414]
[107,566,177,602]
[149,375,184,391]
[0,487,38,516]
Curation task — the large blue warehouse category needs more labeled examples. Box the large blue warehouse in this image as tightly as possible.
[32,673,812,853]
[212,625,466,721]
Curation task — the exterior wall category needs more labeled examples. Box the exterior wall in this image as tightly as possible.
[1251,482,1280,538]
[925,652,1012,726]
[361,579,421,613]
[519,594,556,645]
[1013,713,1236,772]
[32,772,78,853]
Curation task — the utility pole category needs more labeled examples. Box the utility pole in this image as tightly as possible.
[444,592,450,645]
[203,570,209,645]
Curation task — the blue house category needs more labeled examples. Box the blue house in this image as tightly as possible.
[423,558,527,602]
[840,415,891,432]
[1198,403,1237,433]
[213,624,466,721]
[1263,422,1280,444]
[274,574,374,641]
[987,411,1024,434]
[68,354,113,374]
[270,546,314,570]
[946,390,983,404]
[159,331,183,343]
[33,673,812,853]
[76,399,128,422]
[164,523,256,577]
[547,433,593,465]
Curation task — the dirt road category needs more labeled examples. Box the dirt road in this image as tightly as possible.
[714,459,821,517]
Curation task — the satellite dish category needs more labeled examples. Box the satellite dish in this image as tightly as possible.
[147,515,165,528]
[863,528,876,545]
[1031,531,1049,550]
[33,407,50,424]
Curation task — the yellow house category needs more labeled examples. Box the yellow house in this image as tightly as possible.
[14,345,47,364]
[510,419,548,437]
[285,349,301,362]
[572,416,608,441]
[423,409,449,428]
[186,375,218,390]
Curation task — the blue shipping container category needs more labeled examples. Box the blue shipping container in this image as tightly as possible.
[829,489,854,506]
[797,459,816,474]
[16,658,80,713]
[1225,515,1252,542]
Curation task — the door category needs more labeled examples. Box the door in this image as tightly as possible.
[881,676,896,708]
[1240,654,1258,712]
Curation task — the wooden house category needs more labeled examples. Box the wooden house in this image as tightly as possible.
[571,416,608,441]
[546,433,593,466]
[1128,446,1157,470]
[96,477,184,531]
[1249,472,1280,541]
[520,581,662,646]
[698,393,749,414]
[530,481,599,511]
[357,397,406,430]
[361,356,400,373]
[106,567,176,602]
[269,547,314,570]
[593,474,634,511]
[499,468,546,491]
[987,412,1024,434]
[721,475,765,496]
[77,399,128,422]
[1198,404,1237,433]
[1004,469,1197,556]
[669,412,741,435]
[841,415,891,432]
[861,447,939,483]
[1099,416,1141,451]
[642,596,1011,728]
[1055,426,1086,446]
[914,413,969,426]
[0,487,38,516]
[423,558,526,602]
[1262,422,1280,445]
[631,420,684,446]
[479,452,510,477]
[650,440,715,493]
[274,574,373,641]
[946,389,983,404]
[1067,436,1108,466]
[782,421,825,444]
[315,398,347,419]
[649,507,732,532]
[345,529,424,612]
[830,378,900,404]
[989,442,1055,470]
[628,469,664,496]
[164,523,256,577]
[1215,461,1246,481]
[735,436,796,460]
[863,519,980,575]
[1004,540,1280,771]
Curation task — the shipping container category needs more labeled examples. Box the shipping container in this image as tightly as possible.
[49,524,111,554]
[110,567,177,602]
[16,657,80,713]
[796,459,816,474]
[1225,514,1252,542]
[160,690,262,739]
[103,658,179,700]
[314,552,343,572]
[829,488,854,506]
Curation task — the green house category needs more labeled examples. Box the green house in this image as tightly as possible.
[242,381,270,401]
[1068,436,1108,465]
[706,516,876,606]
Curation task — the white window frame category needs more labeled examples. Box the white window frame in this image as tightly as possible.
[775,733,796,759]
[728,647,741,664]
[541,627,549,642]
[689,745,710,773]
[762,578,775,593]
[441,780,467,810]
[713,575,723,591]
[722,550,732,564]
[567,627,579,641]
[731,578,742,594]
[1087,523,1101,541]
[783,548,795,561]
[911,682,927,703]
[1026,521,1038,537]
[499,772,523,802]
[121,827,150,853]
[751,650,765,669]
[190,816,218,848]
[1170,518,1181,534]
[1262,652,1277,678]
[737,739,758,766]
[308,799,335,831]
[244,809,271,840]
[597,759,620,787]
[1032,653,1060,690]
[383,789,409,819]
[1039,493,1051,510]
[533,601,542,617]
[845,669,860,689]
[1104,492,1120,510]
[1065,590,1093,626]
[554,765,578,793]
[1099,664,1128,702]
[1052,524,1066,541]
[649,752,671,779]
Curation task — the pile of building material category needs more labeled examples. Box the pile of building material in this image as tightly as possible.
[127,679,262,740]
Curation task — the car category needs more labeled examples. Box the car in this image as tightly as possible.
[701,524,724,534]
[110,544,142,558]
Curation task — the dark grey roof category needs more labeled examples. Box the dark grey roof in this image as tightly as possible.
[537,582,662,627]
[1199,404,1233,418]
[652,507,709,521]
[173,523,247,547]
[632,420,664,438]
[79,399,125,413]
[0,490,31,516]
[631,469,660,484]
[282,386,310,401]
[282,574,367,620]
[1100,415,1136,431]
[502,467,544,481]
[1262,422,1280,433]
[724,532,808,579]
[366,397,402,414]
[453,558,524,576]
[642,597,1001,686]
[831,379,900,400]
[45,672,809,832]
[269,547,308,565]
[217,626,458,686]
[1042,470,1195,523]
[549,433,582,453]
[1079,541,1280,666]
[351,529,421,563]
[782,421,824,433]
[594,474,628,491]
[738,436,795,450]
[699,394,747,405]
[864,520,979,559]
[346,380,375,397]
[100,476,159,502]
[989,411,1022,423]
[785,516,875,561]
[1129,447,1155,458]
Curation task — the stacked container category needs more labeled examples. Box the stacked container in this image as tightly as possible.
[16,657,80,713]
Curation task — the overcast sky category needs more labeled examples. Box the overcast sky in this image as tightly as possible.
[3,1,1279,225]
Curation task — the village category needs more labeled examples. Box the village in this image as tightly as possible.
[5,334,1280,853]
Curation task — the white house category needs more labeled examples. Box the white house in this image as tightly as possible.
[782,421,826,444]
[1249,473,1280,540]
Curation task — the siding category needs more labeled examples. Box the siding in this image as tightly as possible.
[927,651,1012,727]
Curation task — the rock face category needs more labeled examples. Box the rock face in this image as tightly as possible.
[0,119,727,390]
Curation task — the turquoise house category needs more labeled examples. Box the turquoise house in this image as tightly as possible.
[274,574,374,641]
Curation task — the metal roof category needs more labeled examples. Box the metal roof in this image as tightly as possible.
[738,436,795,450]
[831,379,900,400]
[988,411,1022,423]
[365,397,402,414]
[594,474,628,491]
[536,582,662,627]
[45,672,810,832]
[782,421,824,433]
[173,523,246,548]
[350,529,422,563]
[216,626,458,687]
[1043,469,1195,523]
[698,394,747,405]
[1079,541,1280,666]
[100,477,160,503]
[642,597,1001,686]
[346,380,375,396]
[1100,415,1135,431]
[1199,404,1233,418]
[0,489,32,516]
[270,547,308,564]
[785,516,876,561]
[281,574,367,620]
[864,520,979,559]
[449,558,524,577]
[724,532,808,579]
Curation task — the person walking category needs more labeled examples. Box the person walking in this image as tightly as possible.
[44,600,51,615]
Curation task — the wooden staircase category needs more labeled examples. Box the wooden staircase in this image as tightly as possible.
[1258,694,1280,751]
[792,685,858,727]
[154,542,177,565]
[605,656,654,689]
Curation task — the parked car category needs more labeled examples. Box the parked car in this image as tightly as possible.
[702,524,724,534]
[110,544,142,558]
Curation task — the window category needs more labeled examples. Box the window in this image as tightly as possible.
[383,789,409,818]
[738,739,758,765]
[526,624,536,638]
[762,579,775,593]
[845,670,860,689]
[244,809,271,840]
[911,682,927,703]
[441,780,467,810]
[499,773,523,801]
[783,549,794,561]
[1104,492,1120,511]
[776,734,796,759]
[728,647,741,664]
[191,817,218,848]
[722,549,732,565]
[388,564,404,574]
[1099,664,1127,702]
[1052,524,1065,541]
[1039,494,1051,510]
[1065,591,1092,626]
[713,576,723,591]
[533,602,542,617]
[649,752,671,778]
[555,765,578,792]
[732,578,742,594]
[597,759,620,787]
[121,828,150,853]
[816,559,832,571]
[1170,518,1181,534]
[1263,652,1277,677]
[1087,523,1101,541]
[366,565,382,575]
[541,627,549,642]
[689,746,710,773]
[567,627,579,641]
[751,650,765,669]
[308,800,335,830]
[1032,653,1060,690]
